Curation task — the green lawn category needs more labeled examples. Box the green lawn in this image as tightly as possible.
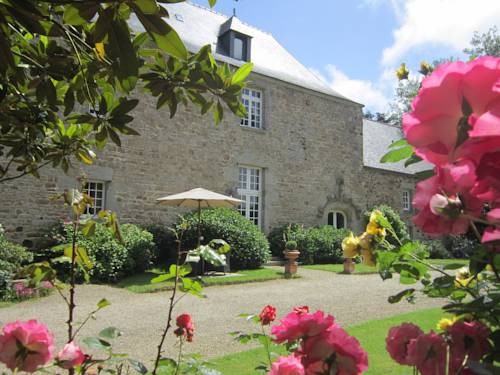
[303,258,468,275]
[212,307,447,375]
[116,267,288,293]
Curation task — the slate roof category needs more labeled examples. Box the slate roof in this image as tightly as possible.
[363,119,432,175]
[131,2,357,103]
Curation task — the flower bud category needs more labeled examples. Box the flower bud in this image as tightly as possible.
[429,194,462,218]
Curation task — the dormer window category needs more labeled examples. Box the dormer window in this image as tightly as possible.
[218,31,251,61]
[218,17,252,62]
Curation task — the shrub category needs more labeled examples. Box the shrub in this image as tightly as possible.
[268,223,306,257]
[442,235,478,258]
[285,240,298,251]
[47,222,155,283]
[300,226,350,265]
[425,239,451,259]
[363,204,410,245]
[178,208,270,270]
[0,224,33,299]
[145,224,177,263]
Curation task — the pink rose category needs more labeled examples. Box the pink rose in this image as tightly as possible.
[403,57,500,166]
[302,325,368,375]
[0,320,54,372]
[57,341,85,369]
[269,355,305,375]
[412,163,483,236]
[407,332,447,375]
[448,320,491,374]
[386,323,423,365]
[272,310,335,344]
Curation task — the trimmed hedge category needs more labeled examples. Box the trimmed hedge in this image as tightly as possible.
[45,222,155,283]
[267,223,348,265]
[178,208,270,270]
[0,225,33,299]
[145,224,176,263]
[363,204,410,245]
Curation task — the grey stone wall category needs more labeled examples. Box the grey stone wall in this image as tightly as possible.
[0,72,420,245]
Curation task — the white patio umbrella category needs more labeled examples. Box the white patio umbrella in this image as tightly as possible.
[156,187,243,249]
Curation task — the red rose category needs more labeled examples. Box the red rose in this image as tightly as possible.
[174,314,194,342]
[259,305,277,326]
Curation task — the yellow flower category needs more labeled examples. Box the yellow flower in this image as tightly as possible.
[454,267,475,287]
[366,210,386,238]
[342,232,359,258]
[436,317,457,331]
[94,42,105,60]
[358,232,373,250]
[361,249,375,266]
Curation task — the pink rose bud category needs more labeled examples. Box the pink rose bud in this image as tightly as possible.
[57,341,85,369]
[0,320,54,372]
[430,194,462,218]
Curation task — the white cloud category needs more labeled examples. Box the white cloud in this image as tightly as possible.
[312,65,391,113]
[382,0,500,65]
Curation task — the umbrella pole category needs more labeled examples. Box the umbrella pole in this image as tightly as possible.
[198,201,205,275]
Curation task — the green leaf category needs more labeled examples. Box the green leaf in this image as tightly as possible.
[388,139,407,149]
[415,170,435,181]
[81,220,96,237]
[181,278,205,298]
[133,0,159,14]
[150,273,175,283]
[83,336,111,350]
[128,359,148,374]
[63,4,99,25]
[208,239,230,254]
[388,288,415,304]
[380,145,414,163]
[404,154,423,167]
[208,0,217,7]
[231,63,254,84]
[443,263,469,270]
[97,298,110,309]
[99,327,122,339]
[198,245,226,266]
[132,6,188,60]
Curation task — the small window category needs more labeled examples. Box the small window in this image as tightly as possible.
[240,88,263,129]
[403,190,411,211]
[237,166,262,226]
[327,211,346,229]
[83,181,105,215]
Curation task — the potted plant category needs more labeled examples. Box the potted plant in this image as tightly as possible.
[283,240,300,278]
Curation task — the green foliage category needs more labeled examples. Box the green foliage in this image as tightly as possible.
[464,26,500,58]
[300,226,349,265]
[267,223,305,257]
[51,222,155,283]
[268,223,348,264]
[0,0,250,183]
[0,225,33,299]
[285,240,297,251]
[363,204,410,245]
[424,239,451,259]
[145,224,176,263]
[178,208,270,270]
[442,235,479,259]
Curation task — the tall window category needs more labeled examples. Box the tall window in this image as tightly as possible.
[83,181,105,215]
[328,211,346,229]
[237,166,261,226]
[403,190,411,211]
[240,88,262,129]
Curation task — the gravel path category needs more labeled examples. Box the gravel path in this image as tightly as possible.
[0,268,444,367]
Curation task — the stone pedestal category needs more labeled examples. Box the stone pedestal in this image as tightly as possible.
[283,250,300,278]
[343,258,355,274]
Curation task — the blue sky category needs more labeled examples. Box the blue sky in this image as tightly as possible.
[190,0,500,112]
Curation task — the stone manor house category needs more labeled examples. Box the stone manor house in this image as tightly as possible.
[1,2,425,245]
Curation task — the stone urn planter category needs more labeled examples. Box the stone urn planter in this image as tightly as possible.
[283,240,300,278]
[343,258,355,274]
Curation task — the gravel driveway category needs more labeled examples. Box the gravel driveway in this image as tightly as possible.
[0,268,444,367]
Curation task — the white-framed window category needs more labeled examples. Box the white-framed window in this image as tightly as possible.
[403,190,411,211]
[240,88,263,129]
[237,166,261,226]
[327,211,346,229]
[83,181,106,215]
